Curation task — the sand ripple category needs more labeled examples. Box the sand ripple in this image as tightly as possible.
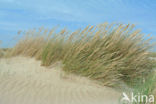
[0,57,121,104]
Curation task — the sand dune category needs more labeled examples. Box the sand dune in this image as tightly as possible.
[0,57,122,104]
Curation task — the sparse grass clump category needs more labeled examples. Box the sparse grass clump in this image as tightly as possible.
[10,23,155,87]
[0,49,4,58]
[129,72,156,104]
[149,52,156,57]
[0,48,10,58]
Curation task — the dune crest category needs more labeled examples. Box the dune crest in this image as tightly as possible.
[0,57,121,104]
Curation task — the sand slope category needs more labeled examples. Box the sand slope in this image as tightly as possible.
[0,57,122,104]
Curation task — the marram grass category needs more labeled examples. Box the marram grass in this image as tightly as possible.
[10,23,155,87]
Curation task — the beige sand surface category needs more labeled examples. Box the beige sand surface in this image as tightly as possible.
[0,57,122,104]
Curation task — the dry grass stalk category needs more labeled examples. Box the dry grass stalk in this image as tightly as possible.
[9,23,155,87]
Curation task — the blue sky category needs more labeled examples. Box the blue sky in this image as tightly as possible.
[0,0,156,49]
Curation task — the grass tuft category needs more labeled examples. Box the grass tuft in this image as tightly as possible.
[10,23,155,87]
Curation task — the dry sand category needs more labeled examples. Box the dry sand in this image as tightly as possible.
[0,56,122,104]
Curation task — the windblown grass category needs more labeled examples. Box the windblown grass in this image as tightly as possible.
[10,23,155,87]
